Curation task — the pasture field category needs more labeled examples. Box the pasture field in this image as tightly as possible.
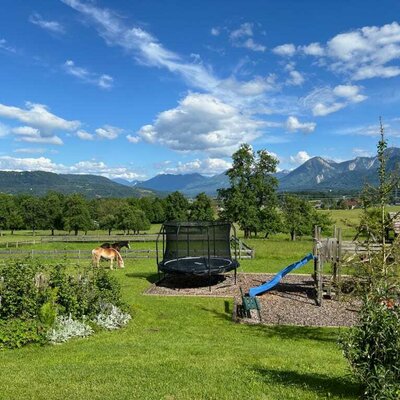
[0,228,360,400]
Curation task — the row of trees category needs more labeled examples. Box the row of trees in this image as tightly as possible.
[0,191,214,236]
[0,144,331,240]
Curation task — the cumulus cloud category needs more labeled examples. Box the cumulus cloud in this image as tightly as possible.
[272,43,296,57]
[63,60,114,89]
[302,22,400,80]
[0,101,80,136]
[301,85,367,116]
[95,125,123,140]
[290,151,311,165]
[228,23,266,52]
[137,93,263,155]
[29,12,65,34]
[286,116,316,133]
[299,42,325,56]
[163,158,232,175]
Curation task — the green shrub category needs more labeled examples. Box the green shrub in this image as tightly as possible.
[0,318,45,349]
[0,261,42,319]
[341,295,400,399]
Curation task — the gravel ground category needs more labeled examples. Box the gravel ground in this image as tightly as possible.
[145,273,360,327]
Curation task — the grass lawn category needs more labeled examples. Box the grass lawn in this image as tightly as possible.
[0,231,360,400]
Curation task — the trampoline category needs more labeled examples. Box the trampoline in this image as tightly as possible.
[156,221,239,286]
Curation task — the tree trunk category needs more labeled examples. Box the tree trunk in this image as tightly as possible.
[75,228,78,236]
[108,228,112,235]
[290,230,296,241]
[51,228,54,236]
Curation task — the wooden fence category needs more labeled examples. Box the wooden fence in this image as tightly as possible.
[0,248,157,260]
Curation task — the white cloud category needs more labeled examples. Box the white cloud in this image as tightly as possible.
[0,156,144,180]
[211,27,220,36]
[163,158,232,175]
[352,148,373,157]
[61,0,220,91]
[287,70,304,86]
[12,126,40,136]
[312,102,345,116]
[299,42,324,56]
[126,134,141,143]
[272,43,296,56]
[29,13,65,34]
[339,123,397,137]
[0,101,80,136]
[76,130,94,140]
[0,122,10,137]
[228,23,266,52]
[137,93,263,155]
[63,60,114,89]
[301,22,400,80]
[0,38,16,53]
[332,85,367,102]
[10,125,63,145]
[14,148,48,154]
[301,85,367,116]
[16,135,63,145]
[286,116,316,133]
[290,151,311,165]
[95,125,123,140]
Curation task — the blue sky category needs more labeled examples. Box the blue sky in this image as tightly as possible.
[1,0,400,180]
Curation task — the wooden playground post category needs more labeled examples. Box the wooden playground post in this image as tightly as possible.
[313,226,323,306]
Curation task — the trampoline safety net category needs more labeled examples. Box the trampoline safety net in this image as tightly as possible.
[157,221,239,275]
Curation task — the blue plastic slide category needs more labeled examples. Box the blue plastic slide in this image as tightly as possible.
[248,253,314,297]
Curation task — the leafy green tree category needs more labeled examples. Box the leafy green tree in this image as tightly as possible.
[42,192,64,235]
[20,195,46,235]
[259,207,282,238]
[8,210,24,235]
[281,195,332,240]
[189,192,214,221]
[63,194,92,235]
[116,206,150,234]
[0,194,14,235]
[94,198,122,235]
[218,144,279,238]
[165,191,189,221]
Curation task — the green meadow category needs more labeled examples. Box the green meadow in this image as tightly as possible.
[0,209,380,399]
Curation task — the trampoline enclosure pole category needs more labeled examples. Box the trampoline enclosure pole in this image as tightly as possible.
[207,225,211,291]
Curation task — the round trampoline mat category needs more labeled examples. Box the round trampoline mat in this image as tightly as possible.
[159,256,238,275]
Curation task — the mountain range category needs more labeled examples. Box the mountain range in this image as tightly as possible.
[122,147,400,195]
[0,171,158,198]
[1,148,399,198]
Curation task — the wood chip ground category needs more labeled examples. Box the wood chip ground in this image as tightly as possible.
[145,273,360,327]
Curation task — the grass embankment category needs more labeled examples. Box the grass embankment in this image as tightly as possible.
[0,231,360,399]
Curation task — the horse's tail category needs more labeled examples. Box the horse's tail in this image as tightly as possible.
[115,249,124,268]
[92,248,98,266]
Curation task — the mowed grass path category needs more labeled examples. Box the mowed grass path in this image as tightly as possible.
[0,248,359,400]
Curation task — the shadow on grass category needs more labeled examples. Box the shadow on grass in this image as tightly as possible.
[125,272,159,284]
[199,300,232,322]
[244,324,343,344]
[253,366,359,399]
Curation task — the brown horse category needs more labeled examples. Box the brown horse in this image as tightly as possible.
[92,247,124,270]
[100,241,130,252]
